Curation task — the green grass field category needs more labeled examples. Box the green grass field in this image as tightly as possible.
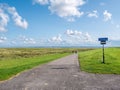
[2,47,118,81]
[0,48,73,81]
[79,47,120,74]
[0,53,69,81]
[0,48,91,81]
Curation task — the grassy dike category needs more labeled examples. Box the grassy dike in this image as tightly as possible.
[79,48,120,74]
[0,48,93,81]
[0,49,70,81]
[0,53,69,81]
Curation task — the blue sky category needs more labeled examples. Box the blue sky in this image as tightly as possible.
[0,0,120,47]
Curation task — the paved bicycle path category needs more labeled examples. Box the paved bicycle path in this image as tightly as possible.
[0,54,120,90]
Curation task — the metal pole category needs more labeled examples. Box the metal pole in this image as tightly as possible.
[102,44,105,64]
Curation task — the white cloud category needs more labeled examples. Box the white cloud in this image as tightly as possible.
[87,10,98,18]
[65,29,82,36]
[103,10,112,21]
[0,36,7,43]
[19,35,36,44]
[47,30,95,45]
[84,32,93,42]
[11,41,17,44]
[0,4,28,31]
[64,29,94,45]
[33,0,49,5]
[24,38,36,44]
[67,18,75,22]
[34,0,85,21]
[7,7,28,29]
[0,8,9,32]
[48,34,63,43]
[48,29,120,46]
[0,31,96,46]
[49,0,84,17]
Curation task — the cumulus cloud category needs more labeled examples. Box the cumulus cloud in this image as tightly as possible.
[87,10,98,18]
[48,29,95,45]
[24,38,36,44]
[64,29,94,44]
[49,0,85,20]
[103,10,112,21]
[84,32,93,42]
[7,7,28,29]
[48,34,63,43]
[65,29,82,36]
[0,4,28,31]
[42,30,95,46]
[11,41,17,44]
[34,0,85,21]
[33,0,49,5]
[0,36,7,43]
[0,8,9,32]
[19,35,36,44]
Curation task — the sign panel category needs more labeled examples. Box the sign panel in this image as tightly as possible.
[98,38,108,42]
[101,41,106,44]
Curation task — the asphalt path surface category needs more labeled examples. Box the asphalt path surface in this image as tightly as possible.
[0,54,120,90]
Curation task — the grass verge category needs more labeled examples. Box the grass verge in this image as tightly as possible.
[0,53,69,81]
[79,48,120,74]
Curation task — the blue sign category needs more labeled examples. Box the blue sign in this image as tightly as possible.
[98,38,108,42]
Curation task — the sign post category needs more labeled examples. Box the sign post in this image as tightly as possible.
[98,37,108,64]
